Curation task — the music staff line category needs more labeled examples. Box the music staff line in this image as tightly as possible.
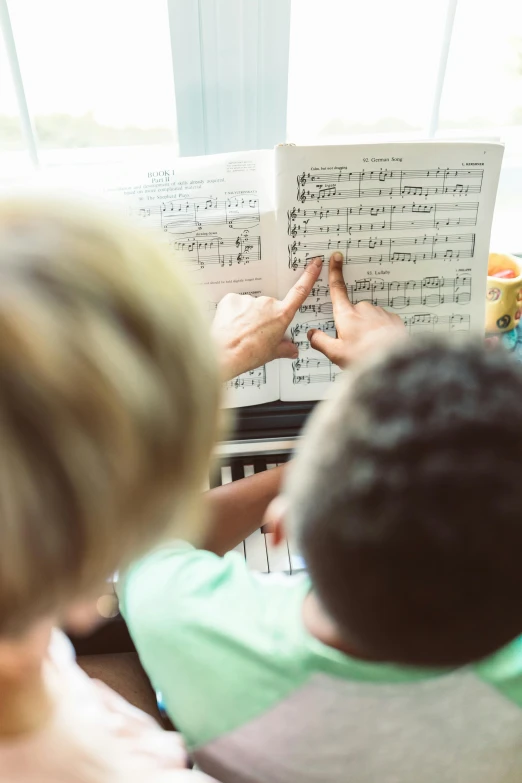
[292,365,341,386]
[291,312,471,383]
[298,182,480,203]
[291,311,471,342]
[171,235,261,268]
[292,274,471,322]
[288,233,475,270]
[226,366,267,390]
[299,168,484,186]
[137,195,260,235]
[288,202,478,238]
[296,167,483,203]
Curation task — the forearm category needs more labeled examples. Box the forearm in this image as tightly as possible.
[202,465,285,555]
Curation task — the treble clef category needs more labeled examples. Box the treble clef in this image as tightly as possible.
[299,172,307,186]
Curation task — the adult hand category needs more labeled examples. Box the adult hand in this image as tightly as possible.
[212,256,323,381]
[308,252,406,368]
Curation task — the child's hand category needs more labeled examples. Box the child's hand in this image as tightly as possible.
[307,252,406,368]
[212,257,323,380]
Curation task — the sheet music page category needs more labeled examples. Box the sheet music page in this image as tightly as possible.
[275,142,504,402]
[100,150,278,408]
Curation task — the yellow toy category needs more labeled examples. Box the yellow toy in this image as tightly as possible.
[486,253,522,334]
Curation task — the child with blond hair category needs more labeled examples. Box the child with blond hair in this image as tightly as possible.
[0,194,322,781]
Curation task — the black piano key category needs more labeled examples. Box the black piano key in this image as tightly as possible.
[253,457,267,474]
[230,459,245,483]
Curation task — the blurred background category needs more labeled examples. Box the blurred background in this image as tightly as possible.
[1,0,521,248]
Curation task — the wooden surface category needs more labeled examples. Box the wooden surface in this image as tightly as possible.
[77,651,164,723]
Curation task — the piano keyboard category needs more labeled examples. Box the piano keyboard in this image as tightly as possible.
[73,435,304,654]
[212,450,306,575]
[99,439,302,616]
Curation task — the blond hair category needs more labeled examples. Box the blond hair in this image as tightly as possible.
[0,194,221,634]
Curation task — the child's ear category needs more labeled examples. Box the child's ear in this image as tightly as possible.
[263,495,288,547]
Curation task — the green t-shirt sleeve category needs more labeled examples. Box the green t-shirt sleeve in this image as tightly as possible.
[118,543,311,749]
[475,635,522,707]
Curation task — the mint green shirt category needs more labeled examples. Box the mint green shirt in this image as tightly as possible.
[120,543,522,783]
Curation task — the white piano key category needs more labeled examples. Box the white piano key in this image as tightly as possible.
[265,531,291,573]
[245,529,269,572]
[243,464,255,478]
[288,537,306,572]
[266,463,277,471]
[232,541,246,557]
[221,466,232,485]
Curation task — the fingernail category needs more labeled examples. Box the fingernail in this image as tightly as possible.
[309,255,323,267]
[333,252,343,262]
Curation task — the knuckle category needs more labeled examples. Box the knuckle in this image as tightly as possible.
[293,284,308,298]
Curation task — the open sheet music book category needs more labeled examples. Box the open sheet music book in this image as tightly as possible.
[101,141,504,408]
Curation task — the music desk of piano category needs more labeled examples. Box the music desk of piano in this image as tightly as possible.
[70,401,315,657]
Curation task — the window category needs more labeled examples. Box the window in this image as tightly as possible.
[0,32,23,151]
[287,0,449,143]
[438,0,522,134]
[2,0,178,165]
[435,0,522,251]
[0,0,521,249]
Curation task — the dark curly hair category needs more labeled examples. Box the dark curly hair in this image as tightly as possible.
[288,337,522,667]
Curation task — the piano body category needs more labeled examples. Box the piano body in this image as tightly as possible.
[70,400,315,656]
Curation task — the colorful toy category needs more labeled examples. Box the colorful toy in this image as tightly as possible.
[486,253,522,338]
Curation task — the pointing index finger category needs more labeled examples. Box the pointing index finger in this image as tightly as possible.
[329,251,353,311]
[282,256,324,318]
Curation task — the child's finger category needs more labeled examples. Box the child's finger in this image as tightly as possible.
[328,252,352,312]
[308,329,344,365]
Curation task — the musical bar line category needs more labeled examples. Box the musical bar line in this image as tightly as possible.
[137,195,260,235]
[172,235,261,269]
[291,311,471,386]
[226,366,267,390]
[297,167,483,203]
[288,232,475,270]
[288,202,478,238]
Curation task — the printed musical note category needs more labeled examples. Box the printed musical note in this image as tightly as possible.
[134,195,260,235]
[225,366,267,390]
[292,363,341,386]
[297,274,471,311]
[288,233,476,270]
[278,145,502,399]
[287,202,478,239]
[172,234,261,269]
[291,311,471,385]
[296,167,483,203]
